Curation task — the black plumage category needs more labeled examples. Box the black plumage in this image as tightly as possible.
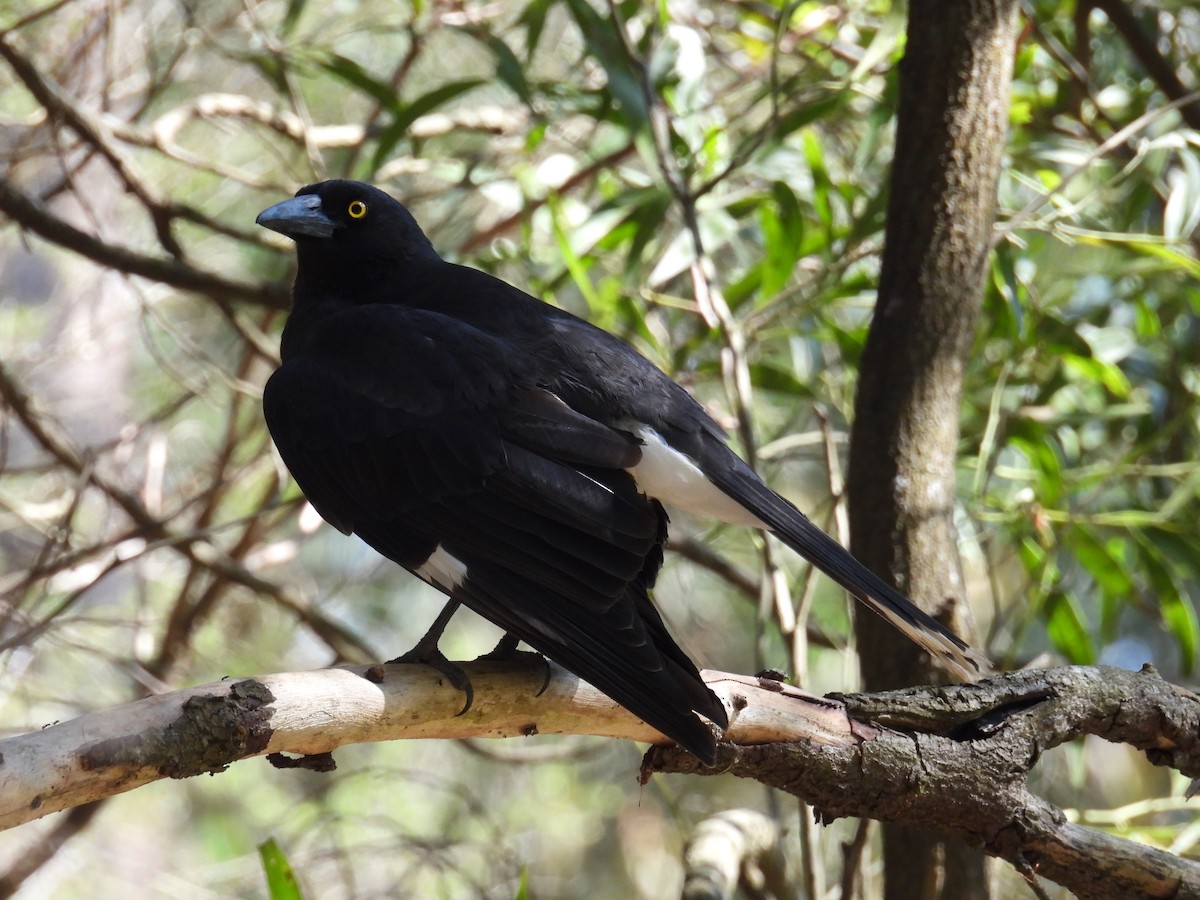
[257,180,987,764]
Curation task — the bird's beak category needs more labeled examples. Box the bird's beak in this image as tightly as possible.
[256,194,337,239]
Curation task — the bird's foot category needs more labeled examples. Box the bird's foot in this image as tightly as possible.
[387,646,474,716]
[476,634,553,697]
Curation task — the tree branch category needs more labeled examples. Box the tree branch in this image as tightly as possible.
[0,175,288,309]
[655,664,1200,900]
[1087,0,1200,132]
[2,662,1197,898]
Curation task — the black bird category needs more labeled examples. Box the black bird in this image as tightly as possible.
[257,180,987,764]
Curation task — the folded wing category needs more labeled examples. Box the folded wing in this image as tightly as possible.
[264,306,727,761]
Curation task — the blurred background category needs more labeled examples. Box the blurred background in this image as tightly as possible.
[1,0,1197,896]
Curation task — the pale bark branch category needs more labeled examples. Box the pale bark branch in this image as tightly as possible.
[682,808,789,900]
[2,661,1198,898]
[0,663,851,831]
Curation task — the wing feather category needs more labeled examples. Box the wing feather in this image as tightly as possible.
[266,305,725,759]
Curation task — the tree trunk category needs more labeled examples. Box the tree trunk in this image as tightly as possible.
[847,1,1022,898]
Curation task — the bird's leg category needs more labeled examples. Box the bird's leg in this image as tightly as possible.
[483,632,521,658]
[477,633,553,697]
[388,599,473,715]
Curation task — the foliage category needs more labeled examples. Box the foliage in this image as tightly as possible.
[0,0,1197,896]
[260,837,306,900]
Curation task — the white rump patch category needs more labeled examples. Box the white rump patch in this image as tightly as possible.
[415,544,469,590]
[626,426,766,528]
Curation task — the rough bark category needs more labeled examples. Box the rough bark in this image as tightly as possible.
[655,664,1200,900]
[847,1,1023,897]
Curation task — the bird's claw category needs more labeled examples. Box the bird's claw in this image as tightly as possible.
[477,634,553,697]
[388,647,474,716]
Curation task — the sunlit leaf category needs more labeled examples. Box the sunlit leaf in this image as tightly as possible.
[460,28,534,106]
[1163,150,1200,242]
[1139,535,1199,673]
[259,839,305,900]
[1062,354,1132,398]
[759,181,803,297]
[371,79,485,172]
[1069,526,1134,599]
[514,869,531,900]
[562,0,648,129]
[1045,590,1096,665]
[319,54,401,110]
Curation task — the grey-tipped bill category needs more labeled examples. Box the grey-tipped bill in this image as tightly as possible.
[256,194,337,239]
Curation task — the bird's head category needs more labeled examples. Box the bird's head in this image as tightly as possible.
[256,181,439,282]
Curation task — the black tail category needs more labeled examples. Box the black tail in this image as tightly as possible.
[709,461,989,682]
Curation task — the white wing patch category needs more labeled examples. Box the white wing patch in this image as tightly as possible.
[626,426,766,528]
[415,544,469,590]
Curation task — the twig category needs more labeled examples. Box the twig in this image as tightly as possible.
[0,361,372,661]
[604,3,792,677]
[456,143,636,255]
[1087,0,1200,131]
[0,32,183,257]
[0,175,288,308]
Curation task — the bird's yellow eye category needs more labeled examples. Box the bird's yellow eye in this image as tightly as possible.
[347,200,368,219]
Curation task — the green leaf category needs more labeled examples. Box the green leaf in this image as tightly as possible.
[989,245,1025,341]
[725,267,762,309]
[371,79,485,173]
[547,194,601,311]
[513,868,531,900]
[1161,587,1198,675]
[1009,433,1064,504]
[1140,533,1200,674]
[613,292,661,357]
[1018,535,1047,573]
[759,182,803,297]
[281,0,309,37]
[749,362,813,397]
[624,193,671,272]
[1068,526,1133,600]
[1062,354,1132,398]
[525,120,548,152]
[802,130,834,239]
[561,0,647,130]
[768,93,846,145]
[1045,590,1096,665]
[849,3,905,81]
[319,54,401,110]
[459,28,533,106]
[518,0,553,61]
[259,839,305,900]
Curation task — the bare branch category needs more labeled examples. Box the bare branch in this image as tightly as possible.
[2,662,1197,898]
[0,175,288,308]
[0,663,853,830]
[1087,0,1200,131]
[0,33,183,257]
[0,361,372,661]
